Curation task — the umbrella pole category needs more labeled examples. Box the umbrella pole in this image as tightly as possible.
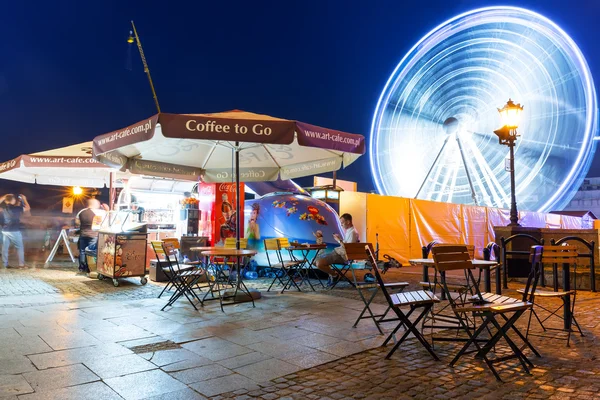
[235,143,240,250]
[109,172,114,210]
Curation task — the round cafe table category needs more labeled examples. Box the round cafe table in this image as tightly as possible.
[201,249,257,311]
[286,243,328,290]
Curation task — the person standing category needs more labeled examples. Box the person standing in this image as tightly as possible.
[0,194,30,268]
[315,213,360,286]
[75,198,102,274]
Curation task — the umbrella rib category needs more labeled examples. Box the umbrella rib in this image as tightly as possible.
[262,145,282,168]
[201,141,229,170]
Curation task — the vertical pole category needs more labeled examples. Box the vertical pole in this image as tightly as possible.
[332,171,337,190]
[235,142,241,251]
[130,21,161,114]
[109,172,115,210]
[508,138,520,227]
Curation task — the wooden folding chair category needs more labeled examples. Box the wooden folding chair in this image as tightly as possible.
[156,241,207,311]
[365,245,440,360]
[432,245,543,381]
[264,238,302,292]
[328,243,367,289]
[348,243,408,334]
[277,238,308,291]
[518,245,584,346]
[151,241,195,299]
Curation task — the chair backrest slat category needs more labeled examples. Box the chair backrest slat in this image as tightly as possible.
[344,242,374,261]
[264,238,279,251]
[151,241,165,255]
[431,245,474,271]
[163,237,180,249]
[424,242,475,259]
[542,245,578,264]
[277,238,291,249]
[224,238,236,249]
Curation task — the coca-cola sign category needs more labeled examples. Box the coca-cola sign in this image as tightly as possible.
[218,183,238,193]
[199,184,215,196]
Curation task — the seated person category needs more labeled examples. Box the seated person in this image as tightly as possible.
[316,213,359,286]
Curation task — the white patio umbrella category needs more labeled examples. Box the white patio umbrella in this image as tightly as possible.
[0,141,121,188]
[92,110,366,247]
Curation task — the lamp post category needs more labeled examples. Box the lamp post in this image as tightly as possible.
[494,99,524,227]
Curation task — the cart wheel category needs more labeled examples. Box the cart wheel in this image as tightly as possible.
[140,277,148,285]
[98,274,104,280]
[113,279,119,287]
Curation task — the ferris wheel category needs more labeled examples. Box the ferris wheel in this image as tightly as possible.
[370,6,598,212]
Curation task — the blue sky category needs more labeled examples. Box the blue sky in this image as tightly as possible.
[0,0,598,194]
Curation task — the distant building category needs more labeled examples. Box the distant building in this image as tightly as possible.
[561,177,600,227]
[550,210,597,229]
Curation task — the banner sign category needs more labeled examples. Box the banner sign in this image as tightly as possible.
[159,113,296,145]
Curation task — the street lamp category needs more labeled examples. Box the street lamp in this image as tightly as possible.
[494,99,524,227]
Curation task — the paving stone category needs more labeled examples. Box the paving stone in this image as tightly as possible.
[37,330,103,351]
[170,364,232,384]
[141,348,213,373]
[217,352,273,370]
[22,364,99,392]
[182,337,254,361]
[141,387,207,400]
[0,374,34,397]
[0,355,36,375]
[86,325,156,343]
[234,359,301,382]
[190,374,257,397]
[27,343,133,370]
[104,369,187,400]
[83,353,157,379]
[17,381,121,400]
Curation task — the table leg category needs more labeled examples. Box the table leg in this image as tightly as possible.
[496,265,502,295]
[562,262,571,330]
[423,265,429,283]
[484,268,491,293]
[300,250,316,291]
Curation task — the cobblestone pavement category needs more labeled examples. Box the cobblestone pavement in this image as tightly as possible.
[1,259,600,399]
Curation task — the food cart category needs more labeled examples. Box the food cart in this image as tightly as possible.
[96,210,148,287]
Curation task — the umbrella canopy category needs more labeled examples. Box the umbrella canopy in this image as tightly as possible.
[92,110,365,182]
[0,142,120,188]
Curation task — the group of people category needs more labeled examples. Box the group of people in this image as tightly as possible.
[0,195,108,273]
[1,190,360,284]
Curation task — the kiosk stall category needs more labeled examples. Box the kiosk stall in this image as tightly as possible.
[97,210,148,287]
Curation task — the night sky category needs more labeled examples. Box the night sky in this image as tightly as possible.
[1,0,599,202]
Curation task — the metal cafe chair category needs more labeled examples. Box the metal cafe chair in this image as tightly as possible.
[552,236,596,292]
[151,240,195,299]
[154,241,206,311]
[351,243,408,335]
[420,243,476,342]
[518,245,584,346]
[277,238,308,291]
[365,245,440,360]
[328,242,372,289]
[264,238,302,292]
[432,245,543,381]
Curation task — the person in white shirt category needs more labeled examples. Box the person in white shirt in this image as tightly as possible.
[316,213,359,286]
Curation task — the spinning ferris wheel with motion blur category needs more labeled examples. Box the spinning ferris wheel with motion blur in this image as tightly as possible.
[370,6,598,213]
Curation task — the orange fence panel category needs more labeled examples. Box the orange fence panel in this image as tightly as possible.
[411,198,462,252]
[365,194,411,264]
